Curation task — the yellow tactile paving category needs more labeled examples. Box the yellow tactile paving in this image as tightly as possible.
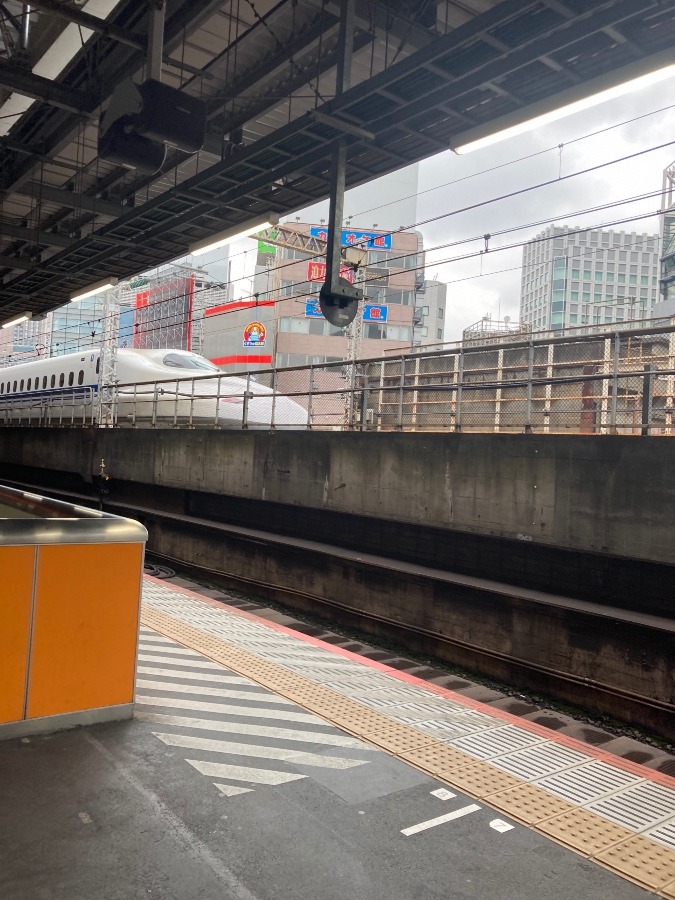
[440,761,525,798]
[486,783,578,825]
[361,725,439,754]
[141,601,675,894]
[536,808,637,856]
[595,835,675,892]
[398,742,475,775]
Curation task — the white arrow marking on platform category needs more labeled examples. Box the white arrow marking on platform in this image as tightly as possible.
[136,712,367,748]
[214,784,254,797]
[401,804,481,836]
[137,666,252,685]
[187,760,306,785]
[489,819,514,833]
[153,732,367,769]
[137,679,293,705]
[135,695,326,724]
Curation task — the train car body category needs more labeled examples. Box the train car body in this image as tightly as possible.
[0,349,309,428]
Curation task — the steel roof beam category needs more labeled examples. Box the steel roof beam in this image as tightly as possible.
[16,183,124,218]
[0,58,95,113]
[0,221,73,247]
[0,254,33,270]
[27,0,146,50]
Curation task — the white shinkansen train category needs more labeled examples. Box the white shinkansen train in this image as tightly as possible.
[0,348,309,428]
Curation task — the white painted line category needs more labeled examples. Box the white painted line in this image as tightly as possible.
[137,645,206,657]
[135,695,327,724]
[137,678,294,705]
[153,732,368,769]
[137,635,179,645]
[187,759,306,785]
[136,712,367,747]
[137,666,251,685]
[430,788,456,801]
[137,654,223,671]
[214,783,254,797]
[489,819,515,833]
[401,804,481,837]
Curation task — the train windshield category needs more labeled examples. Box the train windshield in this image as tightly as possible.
[162,353,220,371]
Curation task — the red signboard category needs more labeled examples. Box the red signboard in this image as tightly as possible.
[307,262,354,283]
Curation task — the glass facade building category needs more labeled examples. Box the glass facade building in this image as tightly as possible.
[520,225,660,331]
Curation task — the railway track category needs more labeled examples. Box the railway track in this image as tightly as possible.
[5,476,675,745]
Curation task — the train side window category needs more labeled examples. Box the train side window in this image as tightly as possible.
[20,379,24,391]
[78,370,84,385]
[68,372,74,386]
[50,375,55,388]
[1,383,3,393]
[43,376,47,389]
[13,381,17,392]
[96,357,100,374]
[27,378,32,390]
[59,373,64,387]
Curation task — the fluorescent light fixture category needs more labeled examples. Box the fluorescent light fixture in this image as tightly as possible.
[2,312,32,329]
[454,61,675,155]
[69,277,118,302]
[190,213,280,256]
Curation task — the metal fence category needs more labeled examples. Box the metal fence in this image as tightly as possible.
[2,321,675,435]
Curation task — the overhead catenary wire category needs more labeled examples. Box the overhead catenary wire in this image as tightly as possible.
[10,125,675,354]
[32,206,663,354]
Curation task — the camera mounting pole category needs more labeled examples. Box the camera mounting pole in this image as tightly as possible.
[319,0,363,328]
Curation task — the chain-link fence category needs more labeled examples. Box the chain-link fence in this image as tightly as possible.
[2,321,674,435]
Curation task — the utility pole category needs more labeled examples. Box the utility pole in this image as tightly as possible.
[97,284,120,426]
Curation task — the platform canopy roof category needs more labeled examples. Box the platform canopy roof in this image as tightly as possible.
[0,0,674,321]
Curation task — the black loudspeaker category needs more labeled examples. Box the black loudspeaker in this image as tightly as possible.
[98,79,207,173]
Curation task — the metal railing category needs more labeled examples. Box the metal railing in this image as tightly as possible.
[1,320,675,435]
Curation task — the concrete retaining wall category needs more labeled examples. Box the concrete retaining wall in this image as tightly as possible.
[0,428,673,563]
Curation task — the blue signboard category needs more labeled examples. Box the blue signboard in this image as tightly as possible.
[363,305,388,323]
[309,226,392,251]
[304,298,323,318]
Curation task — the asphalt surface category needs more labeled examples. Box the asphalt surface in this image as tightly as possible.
[0,646,654,900]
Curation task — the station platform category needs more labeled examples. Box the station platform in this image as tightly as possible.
[2,575,675,900]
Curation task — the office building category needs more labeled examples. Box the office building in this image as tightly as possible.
[520,225,660,331]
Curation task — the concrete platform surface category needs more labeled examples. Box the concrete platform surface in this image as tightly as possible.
[1,576,674,899]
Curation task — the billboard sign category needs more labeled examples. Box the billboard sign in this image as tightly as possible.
[307,261,355,283]
[309,227,392,250]
[363,305,388,323]
[243,321,266,347]
[304,299,323,318]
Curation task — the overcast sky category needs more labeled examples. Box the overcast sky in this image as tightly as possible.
[345,76,675,342]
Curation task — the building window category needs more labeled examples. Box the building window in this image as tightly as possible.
[365,324,384,339]
[437,328,443,339]
[438,307,444,318]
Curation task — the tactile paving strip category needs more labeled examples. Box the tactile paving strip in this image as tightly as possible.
[595,835,675,892]
[486,783,578,825]
[140,596,675,894]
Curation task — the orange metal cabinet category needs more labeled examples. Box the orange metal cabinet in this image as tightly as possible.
[0,546,35,724]
[28,543,144,719]
[0,484,147,739]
